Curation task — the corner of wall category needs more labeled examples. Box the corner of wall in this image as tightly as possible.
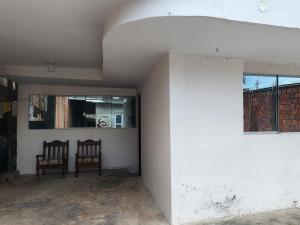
[140,54,172,223]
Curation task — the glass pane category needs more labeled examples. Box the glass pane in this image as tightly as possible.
[278,76,300,132]
[0,101,5,136]
[112,96,136,128]
[0,77,8,87]
[86,96,112,128]
[28,95,136,129]
[243,75,277,132]
[55,96,69,128]
[64,96,86,128]
[54,96,86,128]
[29,95,55,129]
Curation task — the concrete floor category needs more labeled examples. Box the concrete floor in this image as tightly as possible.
[1,171,300,225]
[0,170,168,225]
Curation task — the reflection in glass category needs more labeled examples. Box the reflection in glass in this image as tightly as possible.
[29,95,55,129]
[85,96,112,128]
[243,75,277,132]
[55,96,86,128]
[278,76,300,132]
[28,95,136,129]
[55,96,69,128]
[67,96,86,128]
[112,96,135,128]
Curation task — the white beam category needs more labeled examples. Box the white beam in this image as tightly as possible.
[0,65,103,81]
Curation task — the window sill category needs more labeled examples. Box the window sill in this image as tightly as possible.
[244,131,300,135]
[244,131,278,135]
[28,127,137,131]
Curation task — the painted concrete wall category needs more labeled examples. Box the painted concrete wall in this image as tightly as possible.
[17,84,138,174]
[169,54,300,224]
[141,55,172,223]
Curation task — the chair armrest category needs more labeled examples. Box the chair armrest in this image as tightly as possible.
[36,155,43,166]
[36,154,44,160]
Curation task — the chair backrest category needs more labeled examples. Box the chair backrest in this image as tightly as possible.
[77,139,101,156]
[43,140,69,160]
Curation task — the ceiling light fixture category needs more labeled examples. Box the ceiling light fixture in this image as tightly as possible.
[258,0,269,13]
[47,60,56,73]
[48,64,55,73]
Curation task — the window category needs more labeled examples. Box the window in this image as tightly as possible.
[85,96,112,128]
[243,75,277,132]
[114,114,123,128]
[112,96,135,128]
[55,96,86,128]
[244,74,300,132]
[28,95,136,129]
[278,76,300,132]
[29,95,55,129]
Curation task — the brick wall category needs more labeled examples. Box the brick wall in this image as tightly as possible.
[55,97,70,128]
[278,86,300,132]
[244,84,300,132]
[244,89,276,132]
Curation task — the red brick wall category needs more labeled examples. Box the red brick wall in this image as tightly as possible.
[244,89,275,132]
[278,86,300,132]
[244,85,300,132]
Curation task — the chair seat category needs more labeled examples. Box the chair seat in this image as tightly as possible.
[78,156,99,163]
[39,159,63,165]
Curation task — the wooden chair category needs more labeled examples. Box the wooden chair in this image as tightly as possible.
[36,140,69,180]
[75,139,101,177]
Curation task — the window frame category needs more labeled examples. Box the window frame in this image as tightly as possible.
[244,73,300,134]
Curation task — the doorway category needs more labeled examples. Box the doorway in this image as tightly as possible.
[0,78,17,172]
[138,94,141,176]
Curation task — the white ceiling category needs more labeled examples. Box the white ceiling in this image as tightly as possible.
[103,16,300,85]
[0,0,122,68]
[2,1,300,87]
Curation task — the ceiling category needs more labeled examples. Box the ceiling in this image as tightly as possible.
[0,0,122,68]
[103,16,300,85]
[2,1,300,87]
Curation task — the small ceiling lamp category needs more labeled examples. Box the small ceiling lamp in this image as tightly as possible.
[47,60,56,73]
[258,0,269,13]
[48,64,55,73]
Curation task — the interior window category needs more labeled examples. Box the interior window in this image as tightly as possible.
[28,95,136,129]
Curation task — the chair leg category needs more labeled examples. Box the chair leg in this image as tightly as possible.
[98,163,101,176]
[36,167,40,180]
[62,166,65,179]
[75,159,78,178]
[42,169,45,176]
[66,163,69,174]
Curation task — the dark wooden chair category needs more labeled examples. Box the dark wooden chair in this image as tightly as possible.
[36,140,69,180]
[75,139,101,177]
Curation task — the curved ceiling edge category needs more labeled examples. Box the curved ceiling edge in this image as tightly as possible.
[104,0,300,39]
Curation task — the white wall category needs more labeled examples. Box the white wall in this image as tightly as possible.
[141,55,172,223]
[169,54,300,224]
[17,84,138,174]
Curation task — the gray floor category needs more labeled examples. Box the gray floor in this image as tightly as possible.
[0,170,168,225]
[1,171,300,225]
